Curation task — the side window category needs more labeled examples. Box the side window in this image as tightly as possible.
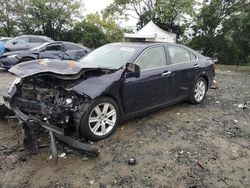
[136,46,166,70]
[15,37,29,44]
[168,46,191,64]
[44,44,62,51]
[65,43,81,50]
[30,37,44,43]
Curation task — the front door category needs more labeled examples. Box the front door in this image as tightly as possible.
[123,45,172,114]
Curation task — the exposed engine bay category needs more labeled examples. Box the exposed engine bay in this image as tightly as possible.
[11,68,113,126]
[15,77,84,125]
[5,68,116,158]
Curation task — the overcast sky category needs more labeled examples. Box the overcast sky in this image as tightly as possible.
[83,0,137,28]
[84,0,113,15]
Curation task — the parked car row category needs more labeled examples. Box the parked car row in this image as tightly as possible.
[0,35,90,69]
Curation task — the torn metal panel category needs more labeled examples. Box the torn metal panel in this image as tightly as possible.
[54,133,100,158]
[22,121,39,153]
[68,69,125,99]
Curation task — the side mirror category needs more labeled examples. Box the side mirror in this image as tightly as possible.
[125,63,140,78]
[12,41,17,45]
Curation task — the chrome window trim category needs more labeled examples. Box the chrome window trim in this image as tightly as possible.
[190,52,198,61]
[133,45,199,73]
[140,60,198,72]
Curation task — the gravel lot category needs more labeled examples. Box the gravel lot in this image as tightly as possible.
[0,67,249,188]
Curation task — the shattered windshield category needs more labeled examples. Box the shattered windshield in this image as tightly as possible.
[79,44,140,69]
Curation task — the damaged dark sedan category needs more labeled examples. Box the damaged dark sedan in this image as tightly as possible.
[0,41,90,69]
[5,42,215,143]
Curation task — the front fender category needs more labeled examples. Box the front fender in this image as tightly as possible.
[69,69,125,100]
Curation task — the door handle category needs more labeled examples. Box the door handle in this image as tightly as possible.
[162,71,172,76]
[194,64,200,68]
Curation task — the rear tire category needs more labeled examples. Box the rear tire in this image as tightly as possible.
[80,97,120,141]
[190,77,207,104]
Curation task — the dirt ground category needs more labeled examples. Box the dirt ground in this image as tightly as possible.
[0,66,249,188]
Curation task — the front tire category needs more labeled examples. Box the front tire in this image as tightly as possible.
[190,77,207,104]
[80,97,120,141]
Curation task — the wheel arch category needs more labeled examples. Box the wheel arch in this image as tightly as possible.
[20,56,35,61]
[200,75,209,90]
[5,48,10,52]
[97,94,124,116]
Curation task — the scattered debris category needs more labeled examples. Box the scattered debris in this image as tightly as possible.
[234,119,239,123]
[238,103,249,110]
[215,101,220,104]
[58,152,67,158]
[128,158,136,165]
[82,157,89,161]
[196,160,205,170]
[217,176,228,185]
[210,79,219,89]
[88,180,94,185]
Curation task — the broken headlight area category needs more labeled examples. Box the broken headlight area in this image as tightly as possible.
[12,76,86,126]
[8,75,99,158]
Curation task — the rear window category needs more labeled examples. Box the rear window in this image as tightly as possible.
[64,43,82,50]
[168,46,192,64]
[44,44,62,51]
[30,37,45,43]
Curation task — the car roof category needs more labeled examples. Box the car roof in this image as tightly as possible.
[109,42,204,58]
[110,42,186,48]
[44,41,89,50]
[16,35,53,41]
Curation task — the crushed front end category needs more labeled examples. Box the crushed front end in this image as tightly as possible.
[4,75,99,158]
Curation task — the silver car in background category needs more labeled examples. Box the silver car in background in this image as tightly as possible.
[4,35,53,52]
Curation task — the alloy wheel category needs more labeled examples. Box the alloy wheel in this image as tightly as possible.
[88,103,117,136]
[194,80,206,102]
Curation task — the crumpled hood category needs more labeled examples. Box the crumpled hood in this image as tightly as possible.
[8,59,111,78]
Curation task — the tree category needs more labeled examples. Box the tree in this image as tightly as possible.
[26,0,81,39]
[0,0,20,36]
[0,0,82,39]
[60,21,109,48]
[189,0,250,65]
[104,0,155,29]
[85,13,124,42]
[104,0,195,39]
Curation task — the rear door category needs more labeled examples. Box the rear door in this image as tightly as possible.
[165,45,199,99]
[38,43,64,59]
[63,43,88,60]
[123,45,173,114]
